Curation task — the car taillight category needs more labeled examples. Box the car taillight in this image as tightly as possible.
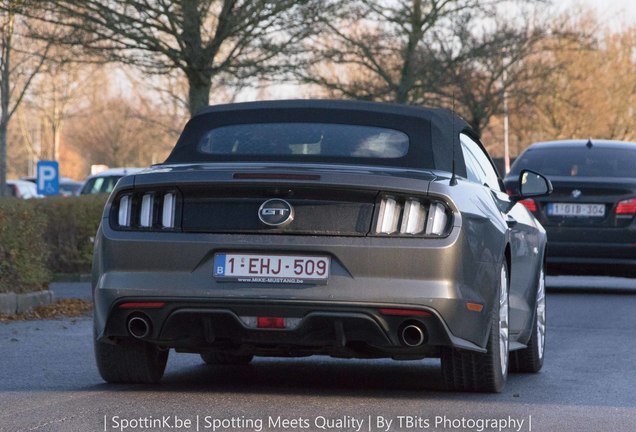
[118,194,132,226]
[139,194,154,227]
[162,193,177,228]
[376,197,401,234]
[113,190,181,230]
[519,199,537,212]
[374,196,451,237]
[401,199,426,234]
[616,198,636,215]
[425,202,448,236]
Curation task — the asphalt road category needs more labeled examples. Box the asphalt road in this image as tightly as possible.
[1,278,635,432]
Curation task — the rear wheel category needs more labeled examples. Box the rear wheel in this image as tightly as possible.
[200,352,254,365]
[95,338,168,384]
[510,266,546,373]
[442,263,509,392]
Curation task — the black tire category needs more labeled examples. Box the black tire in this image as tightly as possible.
[200,352,254,365]
[510,266,546,373]
[441,263,509,393]
[95,338,168,384]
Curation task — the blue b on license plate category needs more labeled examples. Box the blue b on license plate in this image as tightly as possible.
[214,253,330,283]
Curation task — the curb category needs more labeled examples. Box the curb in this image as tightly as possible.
[49,282,92,300]
[0,290,54,315]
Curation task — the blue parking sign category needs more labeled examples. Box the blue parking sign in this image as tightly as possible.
[37,160,59,195]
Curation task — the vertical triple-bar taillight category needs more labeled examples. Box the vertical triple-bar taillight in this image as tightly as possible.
[114,191,179,230]
[374,196,451,237]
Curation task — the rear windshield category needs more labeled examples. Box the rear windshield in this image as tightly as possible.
[198,123,409,159]
[510,147,636,178]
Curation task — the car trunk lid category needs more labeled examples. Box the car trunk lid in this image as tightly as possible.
[132,163,436,236]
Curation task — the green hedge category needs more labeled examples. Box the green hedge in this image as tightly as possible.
[0,195,107,293]
[35,195,108,275]
[0,199,51,294]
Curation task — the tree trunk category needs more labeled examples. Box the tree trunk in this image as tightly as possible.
[0,120,7,197]
[395,0,423,104]
[0,9,12,197]
[186,71,212,116]
[0,66,9,197]
[53,123,61,161]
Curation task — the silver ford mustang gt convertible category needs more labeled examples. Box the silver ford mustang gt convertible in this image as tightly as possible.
[92,100,551,392]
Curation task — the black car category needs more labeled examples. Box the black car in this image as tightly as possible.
[92,100,551,392]
[504,139,636,277]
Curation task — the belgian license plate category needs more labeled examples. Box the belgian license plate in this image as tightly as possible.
[547,203,605,217]
[214,253,330,284]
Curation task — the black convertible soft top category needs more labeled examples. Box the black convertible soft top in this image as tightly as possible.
[165,99,471,177]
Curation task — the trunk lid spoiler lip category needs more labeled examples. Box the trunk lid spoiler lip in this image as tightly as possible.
[129,162,441,196]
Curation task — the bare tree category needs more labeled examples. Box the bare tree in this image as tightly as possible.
[299,0,560,139]
[30,0,327,116]
[63,89,178,169]
[36,60,83,161]
[300,0,495,104]
[422,12,556,137]
[11,58,97,179]
[511,21,636,148]
[0,0,50,196]
[33,58,94,156]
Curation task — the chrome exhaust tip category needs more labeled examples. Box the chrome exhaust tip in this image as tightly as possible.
[400,323,426,347]
[127,316,151,339]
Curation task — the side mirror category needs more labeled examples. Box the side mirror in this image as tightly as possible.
[512,169,553,201]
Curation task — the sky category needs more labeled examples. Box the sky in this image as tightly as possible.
[560,0,636,27]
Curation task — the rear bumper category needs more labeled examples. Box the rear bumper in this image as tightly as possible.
[545,224,636,263]
[92,223,502,355]
[545,226,636,276]
[98,298,486,358]
[547,242,636,265]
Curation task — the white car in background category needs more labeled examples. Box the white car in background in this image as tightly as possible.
[5,180,41,199]
[79,168,145,195]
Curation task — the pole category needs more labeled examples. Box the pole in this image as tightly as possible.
[502,66,510,174]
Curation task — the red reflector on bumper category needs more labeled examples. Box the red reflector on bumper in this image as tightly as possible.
[466,303,484,312]
[257,317,286,329]
[118,302,166,309]
[379,308,432,317]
